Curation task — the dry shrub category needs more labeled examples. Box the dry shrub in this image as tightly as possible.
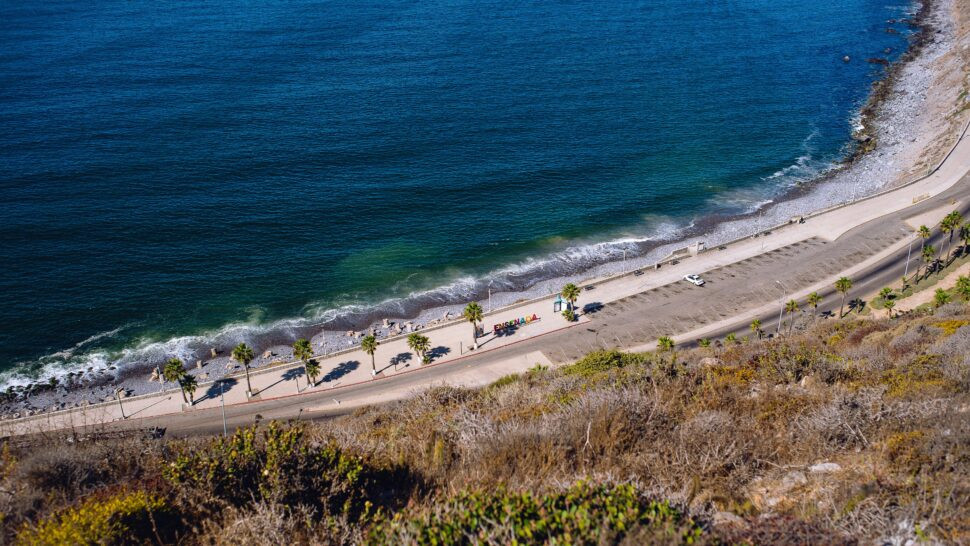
[931,323,970,366]
[197,501,359,546]
[888,324,941,356]
[716,514,857,545]
[932,301,968,318]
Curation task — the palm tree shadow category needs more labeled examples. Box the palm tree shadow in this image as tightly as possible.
[390,352,412,368]
[849,298,867,313]
[263,367,305,393]
[582,302,604,314]
[427,346,450,361]
[196,378,238,404]
[321,360,359,384]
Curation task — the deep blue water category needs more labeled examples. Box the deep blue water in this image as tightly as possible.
[0,0,912,383]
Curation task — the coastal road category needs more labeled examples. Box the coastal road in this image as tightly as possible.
[24,171,967,440]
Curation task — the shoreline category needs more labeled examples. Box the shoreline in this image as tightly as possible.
[3,0,968,416]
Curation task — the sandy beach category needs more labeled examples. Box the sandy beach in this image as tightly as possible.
[2,0,969,423]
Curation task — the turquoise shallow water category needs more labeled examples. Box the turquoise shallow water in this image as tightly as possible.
[0,0,913,383]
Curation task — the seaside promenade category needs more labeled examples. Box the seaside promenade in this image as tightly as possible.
[4,123,970,439]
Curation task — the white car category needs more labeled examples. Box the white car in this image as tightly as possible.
[684,274,705,286]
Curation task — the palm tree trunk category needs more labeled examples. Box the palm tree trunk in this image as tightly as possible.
[839,294,846,319]
[244,364,253,395]
[189,393,194,406]
[788,313,794,335]
[371,354,376,373]
[178,381,187,404]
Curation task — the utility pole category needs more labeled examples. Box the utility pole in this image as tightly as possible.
[220,381,227,437]
[903,229,915,278]
[115,388,126,420]
[775,280,787,335]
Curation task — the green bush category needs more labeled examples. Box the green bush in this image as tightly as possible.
[487,373,520,391]
[17,490,172,545]
[163,422,378,520]
[367,481,703,545]
[561,349,646,377]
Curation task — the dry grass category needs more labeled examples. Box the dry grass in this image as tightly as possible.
[2,304,969,544]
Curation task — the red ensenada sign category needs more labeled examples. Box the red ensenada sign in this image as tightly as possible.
[493,313,540,333]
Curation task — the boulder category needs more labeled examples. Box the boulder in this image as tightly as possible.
[262,350,273,359]
[382,318,390,327]
[196,360,204,369]
[780,470,808,491]
[699,357,721,368]
[809,462,842,474]
[210,348,218,358]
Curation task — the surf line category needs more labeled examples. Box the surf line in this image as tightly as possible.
[493,313,540,333]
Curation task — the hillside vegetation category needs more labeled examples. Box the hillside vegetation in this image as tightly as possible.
[2,304,969,544]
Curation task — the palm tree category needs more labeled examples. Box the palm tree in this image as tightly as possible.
[750,319,762,339]
[785,299,799,335]
[462,302,483,350]
[960,223,970,256]
[918,224,931,250]
[915,224,931,281]
[835,277,852,318]
[304,358,321,387]
[416,336,431,363]
[943,211,963,263]
[934,288,951,308]
[232,343,256,395]
[939,216,951,262]
[361,335,378,375]
[955,274,970,302]
[884,299,896,318]
[561,283,581,313]
[879,287,893,301]
[698,338,712,354]
[725,333,737,345]
[406,333,422,360]
[921,245,936,280]
[407,333,431,364]
[807,292,822,320]
[293,338,313,390]
[162,358,188,404]
[182,374,198,406]
[657,336,674,352]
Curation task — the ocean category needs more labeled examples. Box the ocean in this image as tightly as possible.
[0,0,913,385]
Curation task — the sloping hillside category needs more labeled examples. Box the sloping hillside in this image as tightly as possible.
[3,303,969,544]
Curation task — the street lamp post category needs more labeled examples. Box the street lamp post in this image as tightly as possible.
[115,388,126,420]
[220,381,227,437]
[488,280,493,313]
[775,280,787,335]
[903,229,915,279]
